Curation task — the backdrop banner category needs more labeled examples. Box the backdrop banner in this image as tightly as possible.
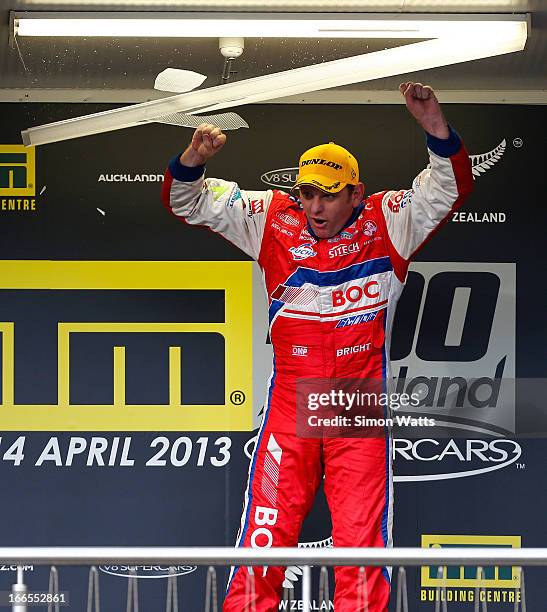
[0,102,545,610]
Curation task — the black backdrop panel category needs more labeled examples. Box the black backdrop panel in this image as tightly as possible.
[0,102,545,610]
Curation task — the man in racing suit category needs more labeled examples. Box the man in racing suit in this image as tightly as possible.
[161,82,474,611]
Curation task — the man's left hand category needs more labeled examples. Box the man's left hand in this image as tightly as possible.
[399,82,449,139]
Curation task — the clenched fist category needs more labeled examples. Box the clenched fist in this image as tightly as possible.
[399,82,449,139]
[180,123,227,167]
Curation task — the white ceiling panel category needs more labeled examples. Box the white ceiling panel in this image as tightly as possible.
[1,1,545,103]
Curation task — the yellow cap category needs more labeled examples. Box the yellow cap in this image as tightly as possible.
[294,142,359,194]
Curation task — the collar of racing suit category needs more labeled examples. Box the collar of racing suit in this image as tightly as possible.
[305,202,365,240]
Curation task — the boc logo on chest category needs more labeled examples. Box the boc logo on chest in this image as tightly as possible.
[289,243,317,261]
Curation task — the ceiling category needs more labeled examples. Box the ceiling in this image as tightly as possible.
[1,0,546,103]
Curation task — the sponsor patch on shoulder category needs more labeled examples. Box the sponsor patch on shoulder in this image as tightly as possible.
[386,189,412,213]
[226,188,242,208]
[210,184,229,201]
[250,199,265,214]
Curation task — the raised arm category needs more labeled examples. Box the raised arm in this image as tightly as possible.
[161,123,273,260]
[380,83,474,279]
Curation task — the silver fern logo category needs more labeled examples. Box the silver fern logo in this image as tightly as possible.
[470,139,506,178]
[283,537,333,589]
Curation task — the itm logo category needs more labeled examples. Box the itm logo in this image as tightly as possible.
[0,145,37,212]
[0,146,34,195]
[0,261,253,431]
[421,534,521,589]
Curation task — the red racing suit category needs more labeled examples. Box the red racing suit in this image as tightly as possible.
[162,127,474,611]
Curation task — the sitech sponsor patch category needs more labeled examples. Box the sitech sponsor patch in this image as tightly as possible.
[328,243,360,259]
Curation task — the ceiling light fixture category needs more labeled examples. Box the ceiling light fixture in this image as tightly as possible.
[16,12,529,147]
[13,11,528,40]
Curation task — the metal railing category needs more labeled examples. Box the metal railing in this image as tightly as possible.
[2,547,545,612]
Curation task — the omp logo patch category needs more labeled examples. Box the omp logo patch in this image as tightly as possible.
[0,146,35,197]
[421,535,521,588]
[0,261,253,431]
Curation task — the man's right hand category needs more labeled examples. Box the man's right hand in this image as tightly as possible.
[179,123,227,167]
